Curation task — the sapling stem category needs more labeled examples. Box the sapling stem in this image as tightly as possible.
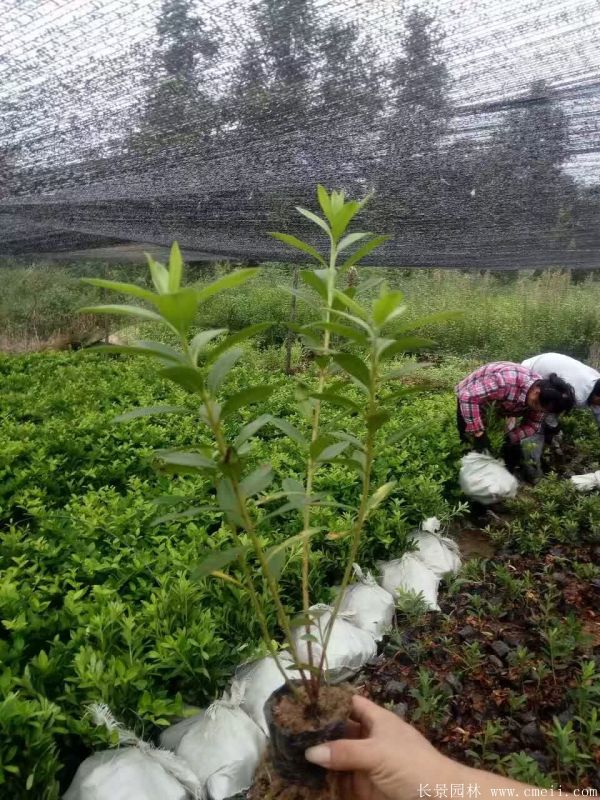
[301,239,337,704]
[200,386,307,697]
[316,334,378,688]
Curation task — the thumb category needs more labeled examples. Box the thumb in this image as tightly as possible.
[305,738,376,772]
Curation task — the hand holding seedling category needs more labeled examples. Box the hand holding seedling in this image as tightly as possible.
[306,695,581,800]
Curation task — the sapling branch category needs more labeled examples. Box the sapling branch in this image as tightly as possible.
[199,386,307,696]
[300,238,337,703]
[315,329,379,687]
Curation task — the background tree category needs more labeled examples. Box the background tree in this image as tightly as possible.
[470,80,575,257]
[374,9,452,252]
[129,0,219,159]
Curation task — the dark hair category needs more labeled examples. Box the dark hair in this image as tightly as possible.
[589,379,600,402]
[536,373,575,414]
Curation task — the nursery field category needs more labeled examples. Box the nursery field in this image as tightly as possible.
[1,264,600,798]
[1,346,600,798]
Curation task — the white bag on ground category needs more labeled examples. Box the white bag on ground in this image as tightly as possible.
[571,471,600,492]
[232,653,301,735]
[338,565,395,641]
[459,451,518,505]
[175,686,266,800]
[160,713,204,753]
[65,704,202,800]
[379,554,441,610]
[292,604,377,680]
[411,530,462,578]
[63,748,194,800]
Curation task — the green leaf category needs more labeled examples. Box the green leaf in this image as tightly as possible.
[193,545,249,580]
[295,206,332,238]
[160,365,204,393]
[300,270,328,301]
[269,417,308,446]
[269,232,326,266]
[328,307,372,333]
[330,197,369,242]
[332,289,369,321]
[372,290,406,327]
[216,478,245,528]
[82,278,157,304]
[155,288,198,337]
[234,414,272,447]
[155,450,217,473]
[207,323,271,363]
[332,352,370,390]
[332,431,364,449]
[114,405,187,422]
[366,410,391,434]
[153,506,208,526]
[168,241,184,292]
[78,304,165,325]
[90,340,186,365]
[221,386,275,418]
[337,231,371,255]
[309,391,361,412]
[306,321,369,347]
[282,477,305,495]
[240,464,273,498]
[314,440,350,463]
[266,548,287,583]
[207,347,243,394]
[196,269,260,303]
[365,481,396,514]
[146,255,170,294]
[317,185,332,221]
[340,235,390,273]
[190,329,228,363]
[379,336,434,360]
[267,528,323,582]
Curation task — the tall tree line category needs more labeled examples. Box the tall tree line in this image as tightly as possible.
[3,0,590,264]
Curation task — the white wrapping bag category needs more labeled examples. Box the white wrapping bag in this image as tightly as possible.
[232,654,301,735]
[379,554,440,610]
[571,471,600,492]
[292,604,377,680]
[63,748,194,800]
[65,704,202,800]
[175,687,266,800]
[411,530,462,578]
[338,565,395,641]
[459,452,518,505]
[160,713,204,753]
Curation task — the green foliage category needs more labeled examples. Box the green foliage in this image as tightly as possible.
[79,196,444,701]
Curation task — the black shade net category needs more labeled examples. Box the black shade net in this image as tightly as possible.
[1,0,600,268]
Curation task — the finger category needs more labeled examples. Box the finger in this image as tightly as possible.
[305,737,376,772]
[343,719,362,739]
[349,694,382,733]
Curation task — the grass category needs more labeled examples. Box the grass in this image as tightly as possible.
[1,260,599,363]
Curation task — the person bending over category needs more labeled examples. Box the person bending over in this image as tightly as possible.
[522,352,600,442]
[305,695,583,800]
[455,362,574,475]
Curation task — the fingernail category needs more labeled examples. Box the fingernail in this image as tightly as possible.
[305,744,331,766]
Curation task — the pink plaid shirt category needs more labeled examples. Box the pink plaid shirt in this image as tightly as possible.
[456,362,543,443]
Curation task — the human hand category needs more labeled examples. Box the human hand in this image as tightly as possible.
[305,695,460,800]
